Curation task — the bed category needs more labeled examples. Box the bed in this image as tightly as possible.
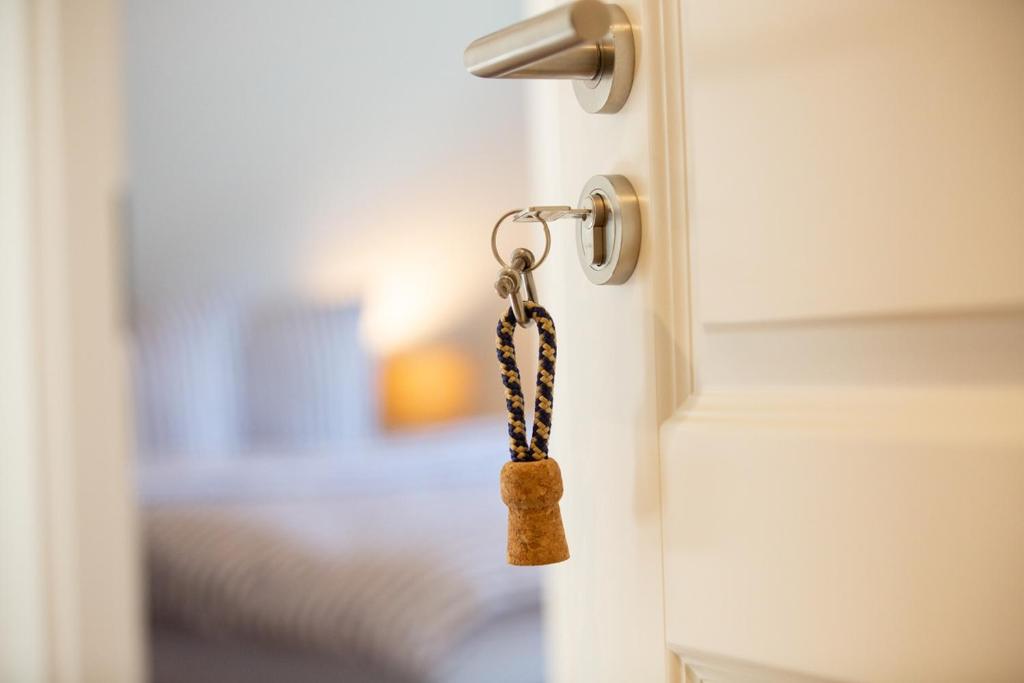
[139,420,545,683]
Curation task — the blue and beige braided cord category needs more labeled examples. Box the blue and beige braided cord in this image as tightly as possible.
[496,301,556,462]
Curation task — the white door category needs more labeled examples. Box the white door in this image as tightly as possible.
[528,1,1024,681]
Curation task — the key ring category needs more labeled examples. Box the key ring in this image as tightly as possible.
[491,209,551,271]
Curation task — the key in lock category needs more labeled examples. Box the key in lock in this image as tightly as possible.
[578,193,609,268]
[514,193,610,268]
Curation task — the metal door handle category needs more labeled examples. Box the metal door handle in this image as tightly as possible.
[463,0,635,114]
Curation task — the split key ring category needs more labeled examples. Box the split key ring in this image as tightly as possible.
[491,209,551,272]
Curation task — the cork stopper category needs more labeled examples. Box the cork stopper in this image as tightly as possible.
[500,458,569,566]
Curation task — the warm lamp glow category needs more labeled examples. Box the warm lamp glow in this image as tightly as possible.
[305,237,489,356]
[380,345,475,429]
[301,175,512,355]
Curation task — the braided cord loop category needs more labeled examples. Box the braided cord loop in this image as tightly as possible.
[496,302,557,461]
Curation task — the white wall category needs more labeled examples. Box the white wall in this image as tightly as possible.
[123,0,529,352]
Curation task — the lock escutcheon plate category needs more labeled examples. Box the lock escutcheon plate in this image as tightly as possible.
[576,174,641,285]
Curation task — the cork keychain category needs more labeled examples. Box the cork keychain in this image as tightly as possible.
[491,210,569,566]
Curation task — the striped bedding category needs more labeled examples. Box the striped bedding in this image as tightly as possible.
[143,432,542,682]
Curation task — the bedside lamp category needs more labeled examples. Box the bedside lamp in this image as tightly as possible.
[380,345,475,429]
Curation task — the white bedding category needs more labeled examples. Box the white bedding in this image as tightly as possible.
[143,420,544,682]
[139,418,506,503]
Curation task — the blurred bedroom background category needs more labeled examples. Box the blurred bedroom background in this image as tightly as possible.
[121,1,543,681]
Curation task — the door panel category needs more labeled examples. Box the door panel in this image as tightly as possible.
[685,0,1024,325]
[665,1,1024,680]
[663,389,1024,681]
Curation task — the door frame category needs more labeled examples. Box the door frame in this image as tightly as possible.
[0,1,144,680]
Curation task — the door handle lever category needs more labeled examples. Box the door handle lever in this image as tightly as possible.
[463,0,635,114]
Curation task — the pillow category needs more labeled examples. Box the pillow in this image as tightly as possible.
[132,301,242,460]
[240,302,375,450]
